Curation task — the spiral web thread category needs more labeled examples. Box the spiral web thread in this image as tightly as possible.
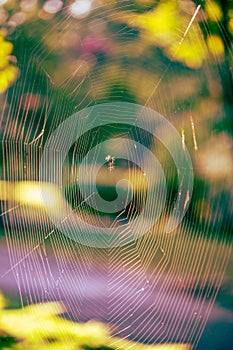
[0,1,232,349]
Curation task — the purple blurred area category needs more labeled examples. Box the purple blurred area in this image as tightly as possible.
[0,236,232,349]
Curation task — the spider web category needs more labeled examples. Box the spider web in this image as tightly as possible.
[0,0,232,349]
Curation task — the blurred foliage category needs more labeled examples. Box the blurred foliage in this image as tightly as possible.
[0,0,232,92]
[0,29,18,93]
[0,292,190,350]
[118,1,209,68]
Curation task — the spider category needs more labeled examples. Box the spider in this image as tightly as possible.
[105,155,115,172]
